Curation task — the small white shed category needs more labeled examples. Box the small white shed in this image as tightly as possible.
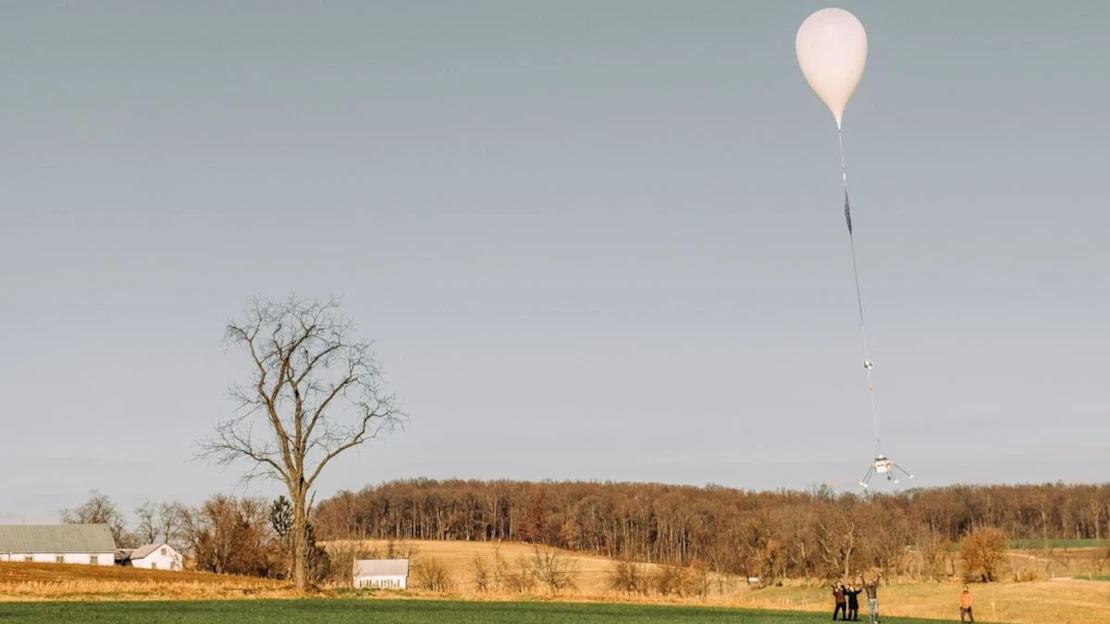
[353,558,409,589]
[123,543,182,570]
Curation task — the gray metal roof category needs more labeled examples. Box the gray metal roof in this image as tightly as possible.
[128,543,165,560]
[0,524,117,554]
[353,558,409,577]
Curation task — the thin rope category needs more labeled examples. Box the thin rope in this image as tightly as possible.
[838,129,881,455]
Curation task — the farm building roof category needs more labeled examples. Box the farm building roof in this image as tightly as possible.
[0,524,117,553]
[353,558,409,577]
[128,543,166,560]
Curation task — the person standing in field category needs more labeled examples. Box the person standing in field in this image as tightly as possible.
[846,584,863,621]
[832,581,848,621]
[860,572,881,624]
[959,585,974,623]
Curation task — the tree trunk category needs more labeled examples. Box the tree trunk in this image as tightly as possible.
[293,494,307,591]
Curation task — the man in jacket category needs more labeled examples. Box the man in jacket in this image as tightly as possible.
[832,581,848,621]
[860,572,881,624]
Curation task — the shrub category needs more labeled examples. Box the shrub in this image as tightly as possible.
[960,527,1009,582]
[472,555,491,593]
[651,566,689,596]
[530,545,577,595]
[608,559,649,595]
[504,558,536,593]
[413,558,454,592]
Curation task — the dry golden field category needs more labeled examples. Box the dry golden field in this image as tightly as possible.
[326,538,673,594]
[335,540,1110,624]
[0,562,290,601]
[726,579,1110,624]
[2,540,1109,624]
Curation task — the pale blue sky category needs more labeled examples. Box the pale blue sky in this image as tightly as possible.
[2,1,1108,524]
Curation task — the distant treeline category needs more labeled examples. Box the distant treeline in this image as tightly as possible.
[312,480,1110,580]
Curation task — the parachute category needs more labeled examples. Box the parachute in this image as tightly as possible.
[795,8,913,488]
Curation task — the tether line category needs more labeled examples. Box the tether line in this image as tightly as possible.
[838,129,881,455]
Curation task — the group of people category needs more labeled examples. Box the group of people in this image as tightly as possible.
[831,574,976,623]
[830,573,880,623]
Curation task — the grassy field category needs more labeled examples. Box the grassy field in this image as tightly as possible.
[911,539,1110,552]
[0,599,1015,624]
[3,542,1110,623]
[1011,539,1110,550]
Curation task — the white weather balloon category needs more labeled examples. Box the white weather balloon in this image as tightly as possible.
[796,9,915,488]
[795,8,867,129]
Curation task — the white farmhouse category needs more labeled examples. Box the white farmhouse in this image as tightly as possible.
[0,524,116,565]
[353,558,409,589]
[119,543,183,570]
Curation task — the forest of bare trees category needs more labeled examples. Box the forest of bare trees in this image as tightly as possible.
[56,480,1110,585]
[312,480,1110,582]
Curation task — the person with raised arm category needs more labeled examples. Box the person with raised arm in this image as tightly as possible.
[860,572,882,624]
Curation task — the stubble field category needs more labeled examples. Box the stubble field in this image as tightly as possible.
[2,540,1109,624]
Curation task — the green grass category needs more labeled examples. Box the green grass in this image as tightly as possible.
[1073,575,1110,582]
[0,599,1010,624]
[1010,539,1110,550]
[909,539,1110,552]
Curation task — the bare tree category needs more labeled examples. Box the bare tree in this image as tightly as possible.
[134,500,189,548]
[1099,547,1110,577]
[530,545,577,594]
[816,512,859,579]
[158,501,189,550]
[472,555,491,593]
[134,502,160,545]
[198,296,403,591]
[917,530,948,581]
[61,490,136,548]
[491,543,506,591]
[183,494,281,577]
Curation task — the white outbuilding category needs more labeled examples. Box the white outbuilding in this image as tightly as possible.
[0,524,117,565]
[353,558,409,589]
[120,542,183,570]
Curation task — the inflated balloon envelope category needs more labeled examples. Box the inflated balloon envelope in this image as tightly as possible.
[795,7,867,130]
[795,8,915,488]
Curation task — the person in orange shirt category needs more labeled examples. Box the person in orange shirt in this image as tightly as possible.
[959,585,974,623]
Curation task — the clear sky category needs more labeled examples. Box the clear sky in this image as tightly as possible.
[2,1,1108,524]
